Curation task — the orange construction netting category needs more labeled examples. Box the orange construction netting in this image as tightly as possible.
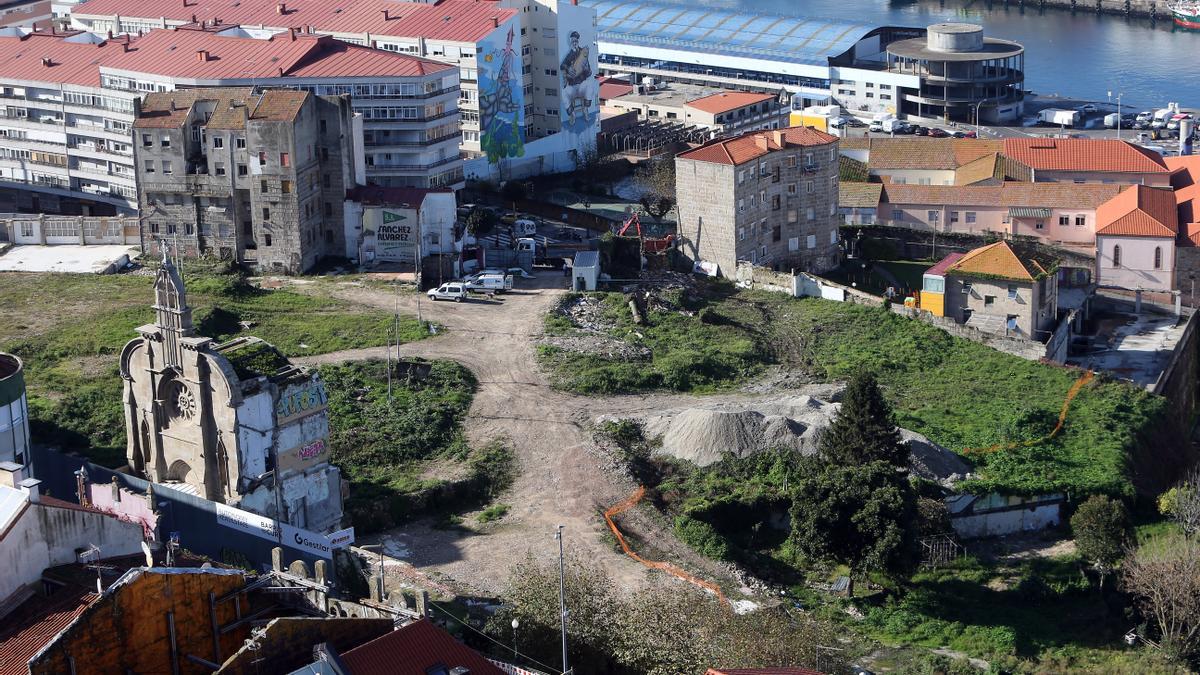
[603,486,728,605]
[962,370,1094,457]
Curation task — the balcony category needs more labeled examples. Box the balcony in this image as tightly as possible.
[366,156,462,173]
[364,132,461,149]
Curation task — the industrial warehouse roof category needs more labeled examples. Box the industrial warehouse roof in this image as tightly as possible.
[579,0,878,67]
[71,0,518,44]
[101,27,452,81]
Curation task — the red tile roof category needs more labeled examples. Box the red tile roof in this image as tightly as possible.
[339,619,504,675]
[880,182,1123,210]
[1002,138,1170,174]
[0,31,127,87]
[101,27,451,81]
[597,76,634,102]
[1095,184,1179,237]
[947,240,1058,281]
[1166,155,1200,245]
[678,126,837,166]
[0,586,98,675]
[72,0,517,44]
[924,251,966,277]
[685,91,775,115]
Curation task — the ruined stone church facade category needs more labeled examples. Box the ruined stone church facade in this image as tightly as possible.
[119,254,345,533]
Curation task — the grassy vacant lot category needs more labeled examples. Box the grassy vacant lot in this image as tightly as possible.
[320,359,511,534]
[0,267,423,467]
[543,281,1164,497]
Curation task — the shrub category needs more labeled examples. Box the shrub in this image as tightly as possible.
[674,514,731,561]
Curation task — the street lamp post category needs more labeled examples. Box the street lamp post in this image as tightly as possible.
[555,525,568,675]
[511,618,520,662]
[1109,91,1124,140]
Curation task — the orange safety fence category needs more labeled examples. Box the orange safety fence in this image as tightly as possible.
[962,370,1094,457]
[603,486,728,605]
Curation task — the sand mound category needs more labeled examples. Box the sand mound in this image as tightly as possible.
[636,395,969,482]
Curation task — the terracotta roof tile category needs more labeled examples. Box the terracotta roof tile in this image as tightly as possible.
[838,155,869,182]
[838,181,881,209]
[1166,155,1200,241]
[73,0,518,44]
[862,138,1001,171]
[0,586,98,675]
[881,182,1123,210]
[103,28,452,82]
[339,619,504,675]
[685,91,775,115]
[1002,138,1170,174]
[598,76,634,101]
[1095,184,1179,237]
[0,31,127,88]
[947,240,1059,281]
[677,126,836,166]
[135,87,256,128]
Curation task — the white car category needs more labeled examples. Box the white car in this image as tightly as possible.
[427,283,467,302]
[1136,111,1154,123]
[1077,104,1097,114]
[868,121,884,133]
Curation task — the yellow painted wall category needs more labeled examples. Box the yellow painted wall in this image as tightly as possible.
[791,112,828,131]
[920,290,945,317]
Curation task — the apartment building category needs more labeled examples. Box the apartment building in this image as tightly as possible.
[135,88,356,273]
[676,126,841,276]
[0,29,138,214]
[67,0,600,181]
[101,24,460,189]
[0,25,458,217]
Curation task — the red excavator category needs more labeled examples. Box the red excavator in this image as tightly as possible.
[616,212,674,254]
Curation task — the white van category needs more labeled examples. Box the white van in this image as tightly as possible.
[513,219,538,237]
[466,273,513,293]
[427,283,467,302]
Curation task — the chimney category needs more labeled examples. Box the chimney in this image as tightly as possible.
[754,134,769,151]
[197,49,209,61]
[771,130,785,147]
[492,16,498,28]
[276,2,286,15]
[190,13,196,23]
[381,8,389,20]
[40,56,52,67]
[0,461,25,488]
[122,42,130,53]
[19,477,41,503]
[288,27,296,40]
[107,30,113,39]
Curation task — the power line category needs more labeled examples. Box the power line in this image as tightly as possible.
[426,599,562,675]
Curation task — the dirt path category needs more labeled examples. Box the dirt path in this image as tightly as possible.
[295,278,675,596]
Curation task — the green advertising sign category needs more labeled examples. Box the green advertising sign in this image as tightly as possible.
[382,210,407,224]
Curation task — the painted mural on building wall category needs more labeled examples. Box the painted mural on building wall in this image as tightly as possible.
[479,23,525,164]
[558,3,599,136]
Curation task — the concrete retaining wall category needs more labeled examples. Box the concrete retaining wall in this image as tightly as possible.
[998,0,1174,19]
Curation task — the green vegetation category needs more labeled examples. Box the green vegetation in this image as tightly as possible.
[550,281,1164,497]
[823,259,929,297]
[477,503,511,524]
[1070,495,1131,586]
[0,266,421,467]
[540,290,762,394]
[319,359,512,534]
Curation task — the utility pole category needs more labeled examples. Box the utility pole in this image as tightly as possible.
[555,525,568,675]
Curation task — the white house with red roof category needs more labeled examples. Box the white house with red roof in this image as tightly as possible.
[1094,184,1179,291]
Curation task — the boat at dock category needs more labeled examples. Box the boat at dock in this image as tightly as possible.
[1168,1,1200,28]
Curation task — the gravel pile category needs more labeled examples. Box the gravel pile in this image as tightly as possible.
[633,395,971,483]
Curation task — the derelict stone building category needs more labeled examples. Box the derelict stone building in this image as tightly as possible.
[119,251,344,532]
[134,87,357,274]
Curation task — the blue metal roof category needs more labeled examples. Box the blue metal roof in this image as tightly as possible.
[580,0,877,67]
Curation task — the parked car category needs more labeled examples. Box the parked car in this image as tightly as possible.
[928,128,949,138]
[1136,111,1154,123]
[427,283,467,302]
[868,121,884,133]
[913,125,929,136]
[1132,120,1150,130]
[1076,103,1098,114]
[846,118,867,127]
[962,130,978,138]
[829,117,847,128]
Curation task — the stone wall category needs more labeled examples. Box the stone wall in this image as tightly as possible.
[843,224,1096,270]
[676,157,738,275]
[1152,310,1199,420]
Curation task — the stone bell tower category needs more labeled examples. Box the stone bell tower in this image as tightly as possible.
[152,243,194,369]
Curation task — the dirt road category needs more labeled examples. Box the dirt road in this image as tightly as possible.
[296,277,704,596]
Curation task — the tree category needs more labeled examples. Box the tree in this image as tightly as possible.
[634,159,675,220]
[488,554,845,675]
[1158,467,1200,538]
[465,207,497,238]
[1070,495,1130,589]
[789,460,919,577]
[1122,533,1200,661]
[818,370,908,467]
